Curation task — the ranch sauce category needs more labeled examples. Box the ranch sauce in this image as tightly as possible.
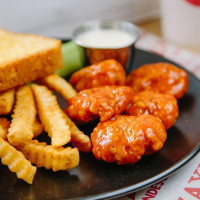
[76,29,137,49]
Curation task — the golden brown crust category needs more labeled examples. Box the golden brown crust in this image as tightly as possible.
[0,138,36,184]
[8,85,36,146]
[16,139,79,172]
[31,84,71,147]
[0,118,10,140]
[0,29,63,92]
[0,89,15,115]
[36,74,77,101]
[33,118,44,138]
[62,112,92,152]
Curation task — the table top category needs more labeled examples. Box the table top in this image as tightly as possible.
[137,19,200,55]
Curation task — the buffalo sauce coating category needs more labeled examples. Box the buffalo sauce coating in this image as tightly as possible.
[91,115,167,165]
[126,62,188,99]
[65,86,134,123]
[70,59,126,92]
[87,47,129,68]
[126,91,179,129]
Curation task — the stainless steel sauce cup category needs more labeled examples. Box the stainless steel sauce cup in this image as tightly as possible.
[72,20,140,71]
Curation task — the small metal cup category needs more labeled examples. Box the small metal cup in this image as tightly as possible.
[72,20,140,72]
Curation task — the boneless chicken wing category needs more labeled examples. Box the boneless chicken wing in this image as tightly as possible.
[65,86,134,123]
[126,62,188,99]
[70,59,126,92]
[91,115,167,165]
[126,91,179,129]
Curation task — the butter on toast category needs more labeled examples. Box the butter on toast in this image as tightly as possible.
[0,29,63,92]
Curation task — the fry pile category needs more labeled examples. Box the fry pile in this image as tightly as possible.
[0,74,92,184]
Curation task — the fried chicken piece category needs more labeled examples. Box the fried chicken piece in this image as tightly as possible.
[126,91,179,129]
[65,86,134,123]
[126,62,188,99]
[91,115,167,165]
[70,59,126,92]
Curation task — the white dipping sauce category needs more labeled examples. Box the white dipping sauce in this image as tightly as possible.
[76,29,137,48]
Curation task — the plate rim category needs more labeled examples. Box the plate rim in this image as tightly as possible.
[77,146,200,200]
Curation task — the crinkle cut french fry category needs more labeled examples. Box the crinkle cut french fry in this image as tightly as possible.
[36,74,77,101]
[7,85,36,146]
[17,140,79,171]
[0,138,36,184]
[33,118,44,138]
[0,118,10,140]
[62,112,92,152]
[31,84,71,147]
[0,88,15,115]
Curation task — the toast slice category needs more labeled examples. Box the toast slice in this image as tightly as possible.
[0,29,63,92]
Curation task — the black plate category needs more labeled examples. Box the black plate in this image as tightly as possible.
[1,49,200,200]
